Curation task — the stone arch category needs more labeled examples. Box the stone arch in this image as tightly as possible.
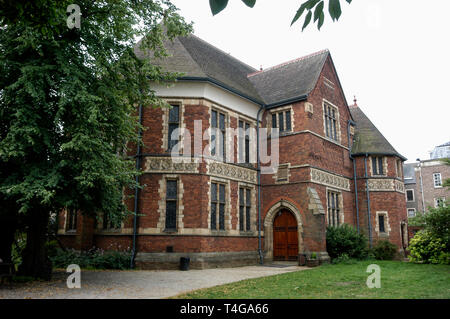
[263,199,304,260]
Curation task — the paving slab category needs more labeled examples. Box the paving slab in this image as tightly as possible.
[0,265,309,299]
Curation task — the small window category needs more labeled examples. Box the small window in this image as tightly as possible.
[433,173,442,187]
[168,104,180,151]
[66,209,77,231]
[327,191,341,227]
[324,103,338,141]
[211,182,226,230]
[434,197,445,208]
[165,180,178,230]
[407,209,416,218]
[372,156,384,175]
[211,110,226,160]
[271,110,292,133]
[238,120,251,164]
[239,188,252,232]
[379,215,385,233]
[406,190,414,202]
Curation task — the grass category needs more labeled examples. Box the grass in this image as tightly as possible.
[174,261,450,299]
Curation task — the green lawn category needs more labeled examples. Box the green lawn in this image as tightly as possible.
[175,261,450,299]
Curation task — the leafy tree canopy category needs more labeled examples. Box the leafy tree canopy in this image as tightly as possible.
[209,0,352,30]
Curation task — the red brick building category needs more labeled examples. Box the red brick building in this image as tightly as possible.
[58,35,408,268]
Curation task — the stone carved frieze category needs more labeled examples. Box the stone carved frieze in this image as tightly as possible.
[208,161,257,184]
[310,168,350,191]
[367,178,405,193]
[144,157,199,173]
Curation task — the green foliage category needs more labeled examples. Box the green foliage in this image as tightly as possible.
[408,230,449,265]
[209,0,352,31]
[423,203,450,249]
[326,224,368,260]
[291,0,352,30]
[310,252,317,259]
[372,240,397,260]
[209,0,256,15]
[50,248,132,270]
[330,253,357,264]
[408,211,426,227]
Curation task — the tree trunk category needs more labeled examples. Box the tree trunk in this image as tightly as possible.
[19,208,52,280]
[0,214,17,263]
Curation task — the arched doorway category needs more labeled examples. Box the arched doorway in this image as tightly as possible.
[273,209,298,261]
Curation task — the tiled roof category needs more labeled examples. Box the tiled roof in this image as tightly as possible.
[136,34,329,105]
[247,50,329,105]
[349,105,406,160]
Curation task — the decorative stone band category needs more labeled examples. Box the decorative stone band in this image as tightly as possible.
[144,157,200,174]
[367,178,405,193]
[310,168,351,191]
[207,160,257,184]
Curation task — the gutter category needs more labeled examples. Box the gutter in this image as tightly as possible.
[347,120,360,234]
[256,105,264,265]
[364,154,373,248]
[130,101,144,268]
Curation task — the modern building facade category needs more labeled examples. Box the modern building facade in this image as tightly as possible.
[58,35,408,268]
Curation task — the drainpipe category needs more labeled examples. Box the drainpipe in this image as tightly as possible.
[130,101,143,268]
[416,158,426,213]
[347,120,360,233]
[256,105,264,265]
[364,154,373,248]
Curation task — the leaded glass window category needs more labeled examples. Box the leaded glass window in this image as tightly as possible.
[168,105,180,151]
[165,180,177,230]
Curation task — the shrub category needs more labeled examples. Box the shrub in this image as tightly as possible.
[408,230,449,265]
[326,224,368,260]
[330,253,357,265]
[372,240,397,260]
[50,248,132,270]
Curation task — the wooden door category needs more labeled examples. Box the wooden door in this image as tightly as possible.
[273,210,298,261]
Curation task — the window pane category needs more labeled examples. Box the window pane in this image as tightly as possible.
[211,183,217,201]
[239,206,244,231]
[406,190,413,201]
[165,201,177,229]
[219,184,225,202]
[239,122,244,163]
[332,119,337,140]
[379,215,385,233]
[372,157,377,175]
[378,157,383,174]
[166,180,177,199]
[168,123,178,149]
[278,112,284,132]
[239,188,244,205]
[246,189,251,206]
[245,138,250,163]
[219,204,225,230]
[169,105,179,123]
[285,111,291,131]
[246,207,251,231]
[211,110,217,128]
[219,113,225,130]
[272,114,277,128]
[210,204,216,230]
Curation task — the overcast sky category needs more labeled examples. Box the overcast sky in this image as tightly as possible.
[170,0,450,163]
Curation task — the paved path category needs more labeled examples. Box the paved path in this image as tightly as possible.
[0,264,309,299]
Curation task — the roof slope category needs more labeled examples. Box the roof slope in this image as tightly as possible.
[349,105,406,160]
[135,34,263,103]
[247,50,329,105]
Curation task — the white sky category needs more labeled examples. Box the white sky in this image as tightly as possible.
[170,0,450,162]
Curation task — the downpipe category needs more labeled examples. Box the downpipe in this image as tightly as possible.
[347,120,360,233]
[364,154,373,248]
[256,105,264,265]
